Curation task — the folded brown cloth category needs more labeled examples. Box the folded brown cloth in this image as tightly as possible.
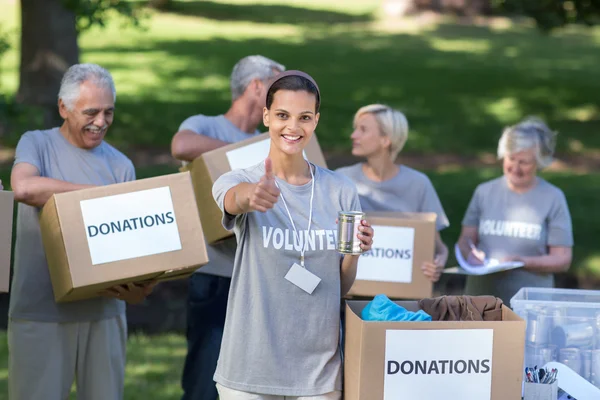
[418,295,504,322]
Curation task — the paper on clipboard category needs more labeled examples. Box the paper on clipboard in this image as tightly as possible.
[451,244,524,276]
[543,361,600,400]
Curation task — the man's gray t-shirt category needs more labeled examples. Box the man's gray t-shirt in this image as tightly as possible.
[336,163,449,231]
[462,176,573,304]
[10,128,135,323]
[179,114,260,278]
[212,162,360,396]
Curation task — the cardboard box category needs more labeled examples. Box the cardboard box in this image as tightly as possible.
[182,132,328,244]
[344,300,526,400]
[0,191,14,292]
[347,211,436,299]
[40,172,208,303]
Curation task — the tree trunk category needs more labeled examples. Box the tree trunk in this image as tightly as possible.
[412,0,493,15]
[148,0,172,10]
[18,0,79,128]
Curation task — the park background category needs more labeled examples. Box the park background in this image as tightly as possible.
[0,0,599,398]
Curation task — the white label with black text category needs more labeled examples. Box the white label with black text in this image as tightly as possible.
[226,139,271,170]
[80,186,182,265]
[356,225,415,283]
[384,329,494,400]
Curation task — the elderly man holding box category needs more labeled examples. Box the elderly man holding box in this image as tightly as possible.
[9,63,155,400]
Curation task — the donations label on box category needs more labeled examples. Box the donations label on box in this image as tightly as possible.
[356,225,415,283]
[81,186,182,265]
[226,138,271,170]
[384,329,494,400]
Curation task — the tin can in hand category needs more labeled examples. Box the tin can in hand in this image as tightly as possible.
[337,211,365,255]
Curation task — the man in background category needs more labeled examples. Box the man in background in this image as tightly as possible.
[171,55,285,400]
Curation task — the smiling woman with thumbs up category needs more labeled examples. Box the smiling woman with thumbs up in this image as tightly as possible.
[212,71,374,400]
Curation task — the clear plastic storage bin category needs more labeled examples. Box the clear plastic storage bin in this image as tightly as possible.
[511,287,600,389]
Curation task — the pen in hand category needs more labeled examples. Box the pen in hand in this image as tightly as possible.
[466,238,486,266]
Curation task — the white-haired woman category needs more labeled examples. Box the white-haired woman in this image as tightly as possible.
[457,117,573,304]
[337,104,449,283]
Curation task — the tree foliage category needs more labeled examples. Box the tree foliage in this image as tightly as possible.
[496,0,600,31]
[61,0,147,32]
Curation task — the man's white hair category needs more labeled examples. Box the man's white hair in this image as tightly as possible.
[354,104,409,162]
[58,63,116,111]
[497,117,557,169]
[230,55,285,101]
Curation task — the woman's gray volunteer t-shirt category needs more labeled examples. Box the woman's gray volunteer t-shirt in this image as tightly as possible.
[336,163,449,231]
[212,162,360,396]
[10,128,135,323]
[179,114,261,278]
[462,176,573,304]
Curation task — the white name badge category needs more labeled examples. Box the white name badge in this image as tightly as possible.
[285,263,321,294]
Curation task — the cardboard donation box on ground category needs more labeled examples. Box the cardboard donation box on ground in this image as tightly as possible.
[182,132,327,244]
[0,191,14,292]
[40,172,208,303]
[344,300,526,400]
[347,211,436,299]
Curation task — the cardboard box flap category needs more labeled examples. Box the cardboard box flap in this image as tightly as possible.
[0,191,14,292]
[180,158,224,245]
[344,300,366,400]
[347,299,525,323]
[40,195,73,299]
[54,170,193,201]
[365,211,437,224]
[502,305,523,322]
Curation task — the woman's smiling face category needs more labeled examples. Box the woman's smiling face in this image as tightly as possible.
[263,89,320,156]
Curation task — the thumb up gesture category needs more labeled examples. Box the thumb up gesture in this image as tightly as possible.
[248,158,280,213]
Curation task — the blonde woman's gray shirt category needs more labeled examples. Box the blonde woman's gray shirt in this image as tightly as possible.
[336,163,449,231]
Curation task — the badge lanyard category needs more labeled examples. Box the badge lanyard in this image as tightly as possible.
[273,161,315,268]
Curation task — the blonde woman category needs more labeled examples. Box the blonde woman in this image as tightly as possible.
[457,117,573,304]
[337,104,449,283]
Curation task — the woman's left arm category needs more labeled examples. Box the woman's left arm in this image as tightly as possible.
[510,246,572,274]
[517,190,574,274]
[340,219,374,296]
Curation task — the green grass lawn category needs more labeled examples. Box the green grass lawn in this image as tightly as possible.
[0,331,187,400]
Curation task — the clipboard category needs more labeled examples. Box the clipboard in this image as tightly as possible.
[445,244,524,276]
